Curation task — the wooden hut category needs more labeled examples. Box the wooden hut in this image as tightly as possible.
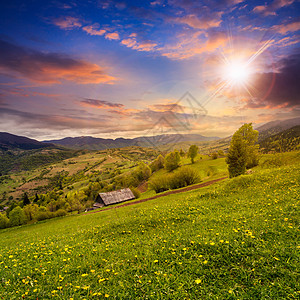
[94,188,135,208]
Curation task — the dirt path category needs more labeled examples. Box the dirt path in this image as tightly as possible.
[85,176,227,215]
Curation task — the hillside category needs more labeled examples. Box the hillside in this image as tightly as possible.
[0,132,53,150]
[0,151,299,298]
[259,125,300,152]
[256,117,300,142]
[43,134,220,150]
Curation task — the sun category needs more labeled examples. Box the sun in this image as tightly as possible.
[223,59,251,86]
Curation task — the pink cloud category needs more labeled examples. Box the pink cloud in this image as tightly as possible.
[105,32,120,40]
[272,20,300,34]
[53,16,82,30]
[253,0,294,16]
[174,13,223,29]
[82,24,106,36]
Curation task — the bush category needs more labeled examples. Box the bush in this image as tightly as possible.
[211,152,218,159]
[0,213,10,229]
[54,209,67,218]
[207,166,218,176]
[36,211,53,221]
[164,150,180,171]
[9,206,26,226]
[149,167,200,193]
[169,166,200,189]
[130,186,141,199]
[149,176,170,193]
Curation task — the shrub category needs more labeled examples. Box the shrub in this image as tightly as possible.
[211,152,218,159]
[0,213,10,229]
[9,206,26,226]
[164,150,180,171]
[149,167,200,193]
[130,186,141,199]
[169,166,200,189]
[36,211,53,221]
[149,176,170,193]
[207,166,218,176]
[54,209,67,218]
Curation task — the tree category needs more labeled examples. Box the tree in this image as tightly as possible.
[226,123,259,178]
[0,213,10,229]
[179,149,185,157]
[22,192,30,206]
[150,154,165,172]
[164,150,181,171]
[187,145,198,164]
[9,206,26,226]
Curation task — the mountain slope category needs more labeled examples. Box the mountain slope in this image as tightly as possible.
[0,132,53,150]
[256,117,300,142]
[44,134,220,150]
[259,125,300,153]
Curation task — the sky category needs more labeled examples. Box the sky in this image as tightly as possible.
[0,0,299,140]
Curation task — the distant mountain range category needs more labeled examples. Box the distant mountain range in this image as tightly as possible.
[1,117,299,152]
[0,132,53,151]
[43,134,220,150]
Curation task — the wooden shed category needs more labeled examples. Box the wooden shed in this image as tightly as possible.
[94,188,135,208]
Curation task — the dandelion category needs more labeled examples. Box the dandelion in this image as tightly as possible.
[195,279,202,284]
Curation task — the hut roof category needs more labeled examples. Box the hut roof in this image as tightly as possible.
[97,188,135,206]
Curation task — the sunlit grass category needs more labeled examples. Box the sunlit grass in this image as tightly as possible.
[0,152,299,298]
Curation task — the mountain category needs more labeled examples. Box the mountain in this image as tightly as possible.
[43,134,220,150]
[259,125,300,153]
[255,117,300,142]
[0,132,53,151]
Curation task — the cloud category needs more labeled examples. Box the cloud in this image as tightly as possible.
[121,37,157,51]
[150,103,185,112]
[160,30,228,59]
[80,98,124,109]
[253,0,294,16]
[52,16,82,29]
[272,20,300,34]
[243,50,300,109]
[82,24,106,36]
[105,32,120,40]
[173,13,223,30]
[0,40,116,84]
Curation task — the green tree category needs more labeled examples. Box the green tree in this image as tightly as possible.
[0,213,10,229]
[9,206,26,226]
[22,192,30,206]
[164,150,181,171]
[150,154,165,172]
[179,149,185,157]
[226,123,259,178]
[188,145,199,164]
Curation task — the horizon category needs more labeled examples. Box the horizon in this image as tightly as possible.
[1,0,299,140]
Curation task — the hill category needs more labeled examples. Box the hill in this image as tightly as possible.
[259,125,300,153]
[256,117,300,142]
[43,134,220,150]
[0,132,53,151]
[0,151,299,298]
[0,132,80,175]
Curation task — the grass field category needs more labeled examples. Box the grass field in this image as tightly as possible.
[0,152,299,299]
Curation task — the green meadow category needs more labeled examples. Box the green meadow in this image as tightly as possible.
[0,152,299,299]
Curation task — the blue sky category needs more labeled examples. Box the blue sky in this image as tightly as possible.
[0,0,299,140]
